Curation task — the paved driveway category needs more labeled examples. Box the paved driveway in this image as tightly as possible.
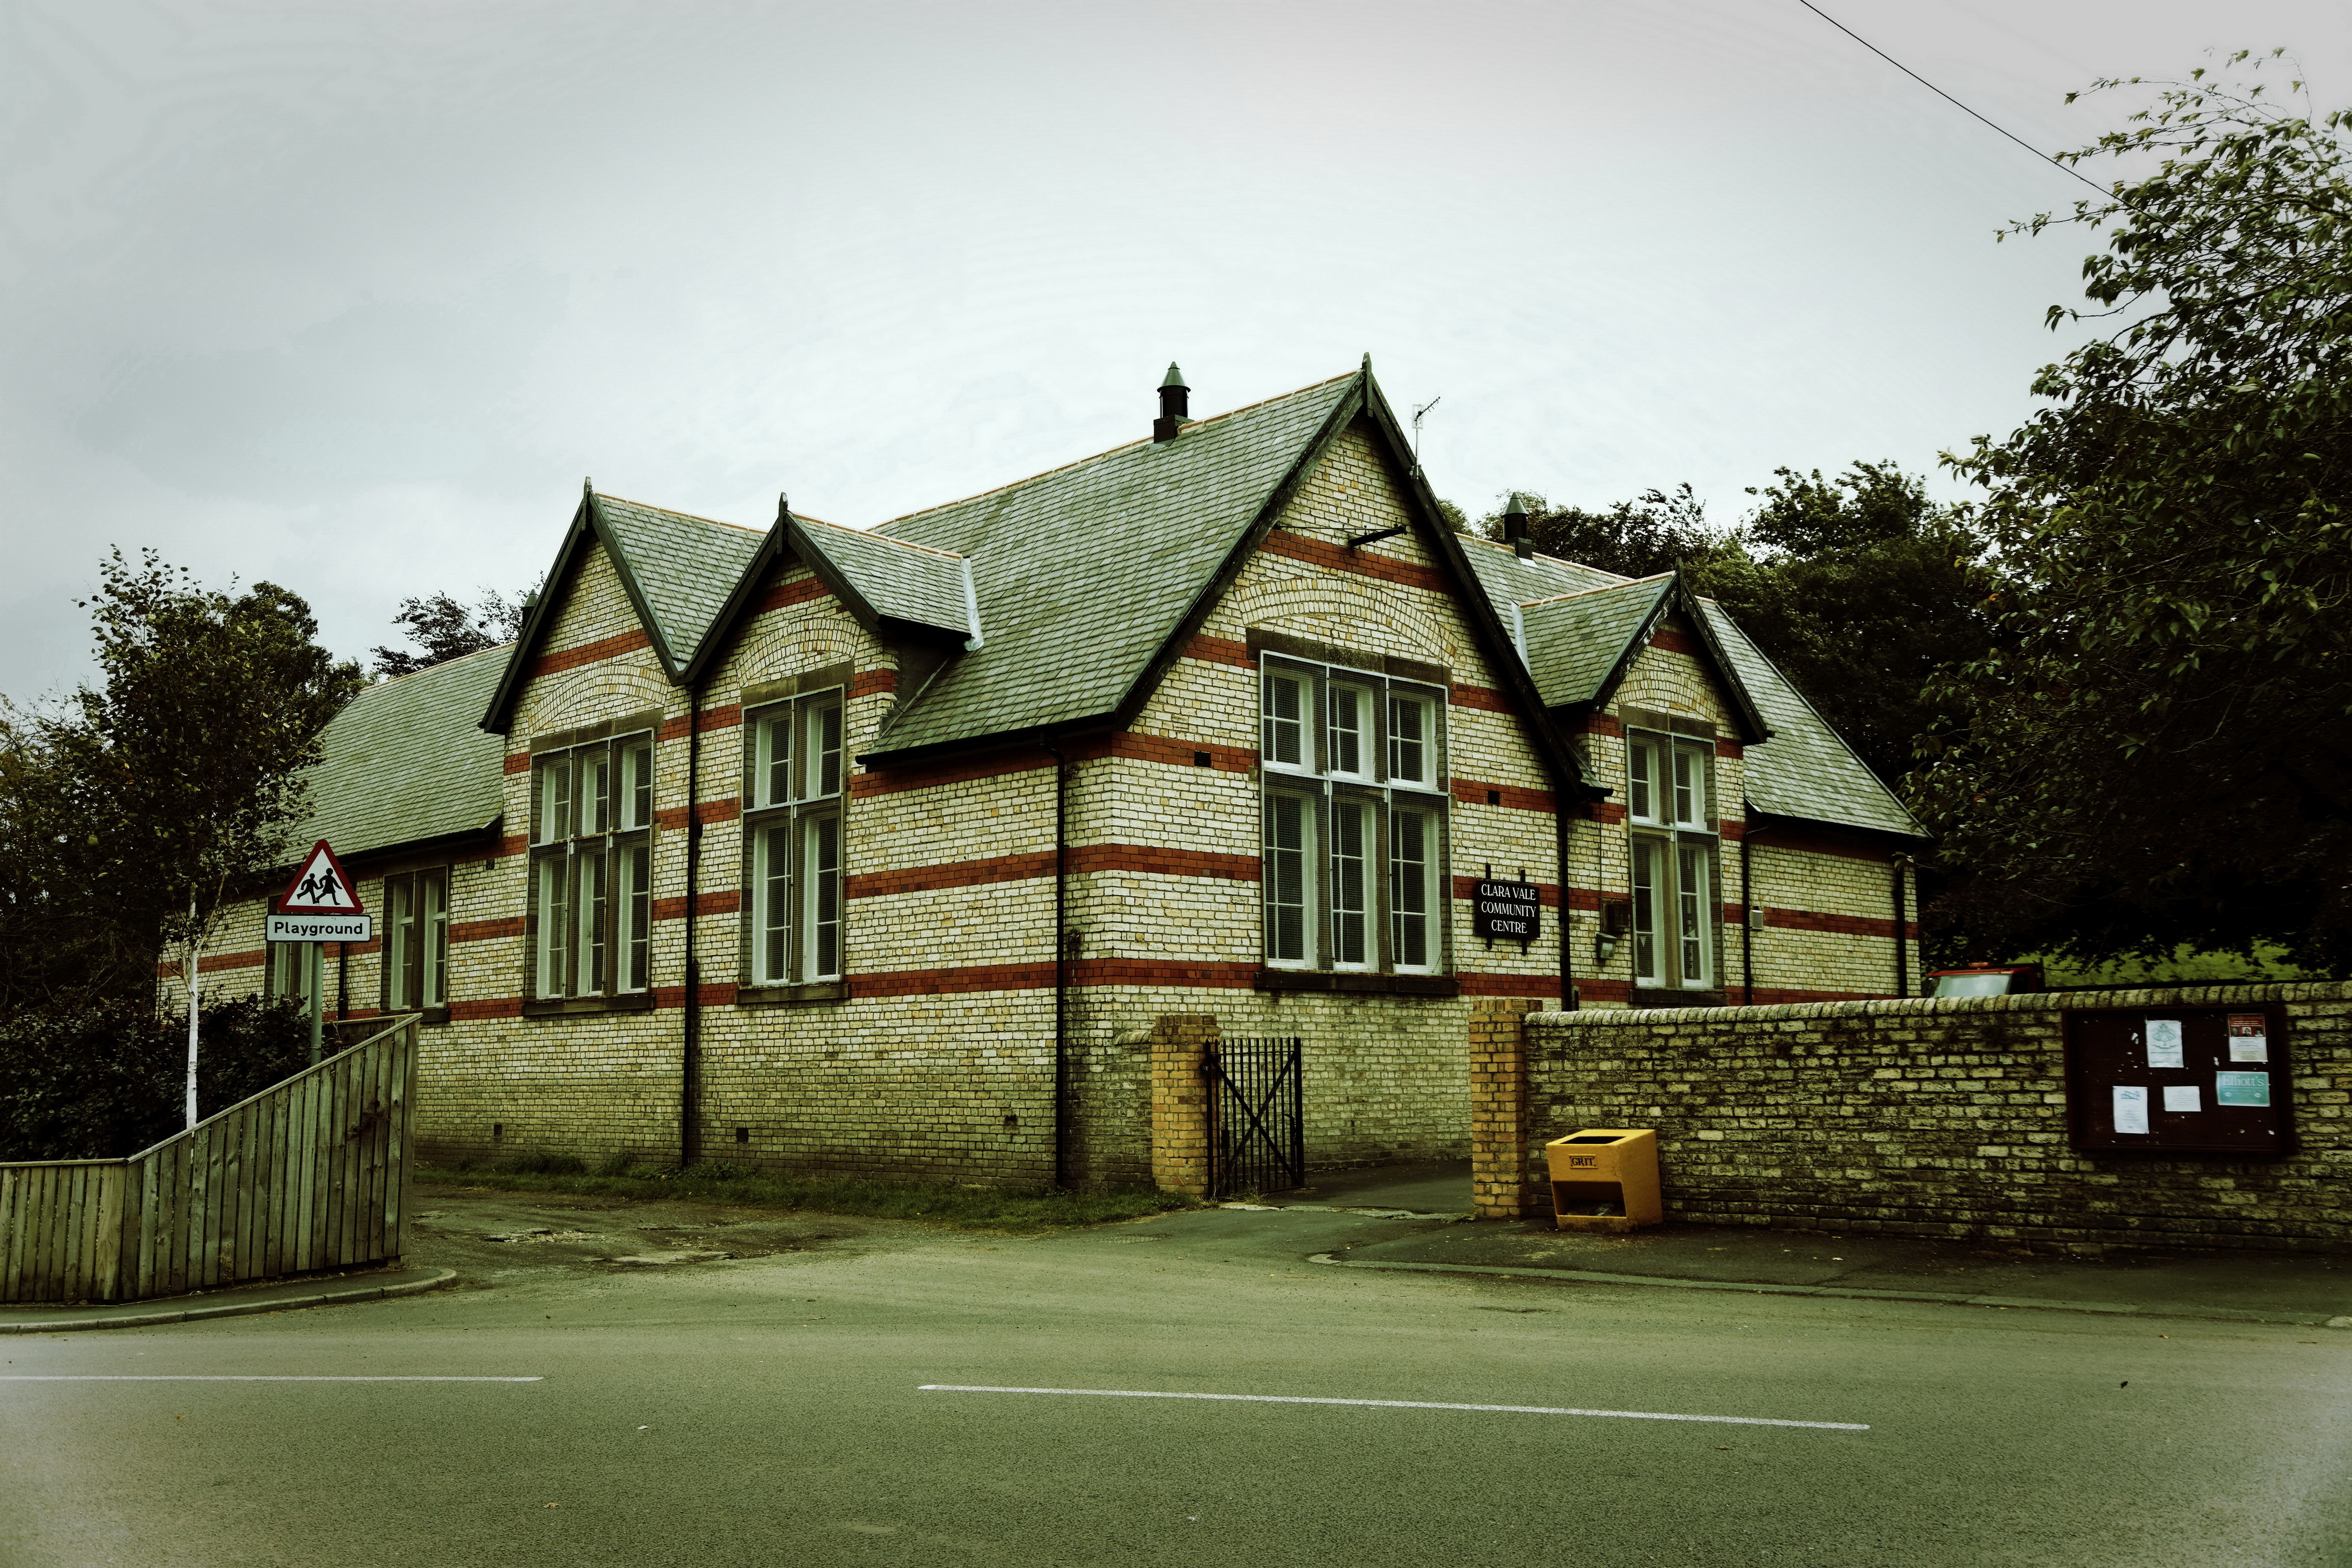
[5,1184,2348,1567]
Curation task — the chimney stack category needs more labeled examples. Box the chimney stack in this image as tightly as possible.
[1153,363,1190,442]
[1503,493,1533,560]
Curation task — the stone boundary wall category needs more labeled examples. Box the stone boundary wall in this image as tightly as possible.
[1475,982,2352,1254]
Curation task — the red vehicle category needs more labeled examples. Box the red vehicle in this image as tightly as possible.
[1926,963,2044,998]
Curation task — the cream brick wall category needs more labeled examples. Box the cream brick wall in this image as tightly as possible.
[169,424,1914,1190]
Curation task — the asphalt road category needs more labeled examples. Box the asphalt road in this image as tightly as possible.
[5,1196,2349,1568]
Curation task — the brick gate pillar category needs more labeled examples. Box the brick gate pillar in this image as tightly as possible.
[1469,997,1540,1220]
[1149,1014,1220,1197]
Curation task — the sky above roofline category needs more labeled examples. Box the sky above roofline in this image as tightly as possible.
[6,0,2346,703]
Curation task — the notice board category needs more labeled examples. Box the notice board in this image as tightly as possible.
[2064,1005,2292,1155]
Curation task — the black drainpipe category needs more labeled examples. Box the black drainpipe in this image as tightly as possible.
[1890,855,1910,998]
[1040,743,1070,1188]
[682,682,704,1169]
[1555,794,1576,1009]
[1741,825,1759,1007]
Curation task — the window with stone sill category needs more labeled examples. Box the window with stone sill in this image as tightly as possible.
[529,730,654,999]
[1260,655,1448,974]
[1626,729,1718,991]
[742,688,845,986]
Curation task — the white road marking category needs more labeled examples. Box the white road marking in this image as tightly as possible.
[917,1384,1867,1430]
[0,1375,541,1383]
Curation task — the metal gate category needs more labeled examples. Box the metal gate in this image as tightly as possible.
[1203,1036,1304,1199]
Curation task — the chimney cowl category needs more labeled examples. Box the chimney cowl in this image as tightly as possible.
[1502,493,1534,560]
[1153,363,1190,442]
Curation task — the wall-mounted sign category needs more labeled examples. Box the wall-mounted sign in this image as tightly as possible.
[2065,1005,2292,1155]
[1473,880,1541,941]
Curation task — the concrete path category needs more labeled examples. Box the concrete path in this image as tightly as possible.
[1250,1160,2352,1327]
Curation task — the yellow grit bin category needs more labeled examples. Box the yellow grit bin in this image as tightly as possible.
[1545,1128,1663,1232]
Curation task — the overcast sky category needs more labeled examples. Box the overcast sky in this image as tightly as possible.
[5,0,2348,702]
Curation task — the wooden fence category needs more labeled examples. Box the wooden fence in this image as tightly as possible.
[0,1016,416,1305]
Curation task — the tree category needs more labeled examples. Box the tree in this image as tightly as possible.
[0,551,361,1013]
[371,586,532,677]
[1479,471,1996,797]
[1916,53,2352,969]
[1483,484,1738,580]
[1704,463,2000,793]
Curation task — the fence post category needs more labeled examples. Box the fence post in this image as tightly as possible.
[1469,997,1540,1220]
[1149,1014,1219,1198]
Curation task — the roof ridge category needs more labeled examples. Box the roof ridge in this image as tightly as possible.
[1518,572,1672,609]
[364,641,517,688]
[594,492,764,537]
[871,369,1359,535]
[795,511,968,561]
[1460,533,1633,581]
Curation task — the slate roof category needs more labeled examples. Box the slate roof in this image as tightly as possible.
[866,371,1360,754]
[1518,575,1675,710]
[1693,603,1922,838]
[296,644,511,862]
[448,362,1917,849]
[792,514,974,642]
[590,495,766,669]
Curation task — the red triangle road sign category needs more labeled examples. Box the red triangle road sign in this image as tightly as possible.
[278,840,365,915]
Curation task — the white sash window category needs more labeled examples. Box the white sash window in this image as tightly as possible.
[1257,653,1449,974]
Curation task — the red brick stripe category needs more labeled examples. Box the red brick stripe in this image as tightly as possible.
[1746,825,1898,864]
[652,891,740,921]
[1585,801,1627,824]
[849,668,897,699]
[654,797,740,829]
[528,628,652,680]
[1584,715,1624,737]
[846,844,1262,899]
[1760,907,1920,940]
[1648,626,1698,655]
[504,752,531,775]
[1451,779,1556,813]
[658,705,743,740]
[451,917,524,943]
[1257,530,1449,594]
[753,577,830,614]
[1448,684,1509,713]
[1183,634,1253,669]
[1715,738,1744,759]
[1457,973,1563,998]
[1106,732,1257,773]
[196,948,265,974]
[451,997,524,1020]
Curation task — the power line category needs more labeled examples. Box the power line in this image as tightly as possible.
[1793,0,2119,205]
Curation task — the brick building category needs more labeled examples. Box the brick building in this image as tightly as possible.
[171,361,1923,1186]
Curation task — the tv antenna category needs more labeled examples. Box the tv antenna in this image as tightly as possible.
[1410,396,1441,477]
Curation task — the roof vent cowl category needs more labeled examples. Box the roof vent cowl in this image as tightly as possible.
[1153,363,1189,442]
[1503,493,1534,560]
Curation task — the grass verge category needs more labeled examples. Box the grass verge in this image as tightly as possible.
[413,1158,1200,1231]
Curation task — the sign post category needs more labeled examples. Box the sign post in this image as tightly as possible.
[272,841,370,1066]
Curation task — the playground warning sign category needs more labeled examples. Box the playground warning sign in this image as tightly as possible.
[268,840,370,942]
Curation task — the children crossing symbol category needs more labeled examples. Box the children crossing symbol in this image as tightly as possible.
[278,841,363,914]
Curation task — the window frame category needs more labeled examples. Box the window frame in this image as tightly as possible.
[527,728,656,1006]
[1257,653,1450,976]
[1626,727,1720,992]
[382,865,452,1016]
[741,687,848,989]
